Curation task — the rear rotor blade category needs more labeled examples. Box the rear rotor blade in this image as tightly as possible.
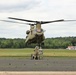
[8,17,36,22]
[41,19,76,24]
[41,19,64,24]
[0,20,31,25]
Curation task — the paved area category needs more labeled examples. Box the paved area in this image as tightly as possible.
[0,57,76,71]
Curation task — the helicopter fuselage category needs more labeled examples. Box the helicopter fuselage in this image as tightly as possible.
[25,23,45,45]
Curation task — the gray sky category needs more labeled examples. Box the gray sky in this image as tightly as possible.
[0,0,76,38]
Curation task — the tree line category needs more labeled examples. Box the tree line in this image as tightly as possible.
[44,37,76,49]
[0,37,76,49]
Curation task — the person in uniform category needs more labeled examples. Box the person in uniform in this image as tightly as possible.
[34,46,39,60]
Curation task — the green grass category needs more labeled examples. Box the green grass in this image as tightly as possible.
[0,48,76,58]
[0,48,34,57]
[44,49,76,57]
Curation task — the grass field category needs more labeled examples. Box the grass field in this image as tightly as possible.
[0,48,76,58]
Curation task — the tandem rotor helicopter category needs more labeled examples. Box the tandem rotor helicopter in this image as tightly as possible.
[0,17,76,59]
[8,17,65,46]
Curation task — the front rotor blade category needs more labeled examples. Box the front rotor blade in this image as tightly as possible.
[41,19,64,24]
[8,17,36,22]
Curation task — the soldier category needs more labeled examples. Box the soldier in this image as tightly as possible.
[34,46,39,60]
[31,46,40,60]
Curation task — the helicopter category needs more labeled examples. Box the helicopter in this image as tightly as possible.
[6,17,65,47]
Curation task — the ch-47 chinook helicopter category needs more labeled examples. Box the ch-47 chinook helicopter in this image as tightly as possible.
[7,17,65,47]
[7,17,76,47]
[1,17,76,47]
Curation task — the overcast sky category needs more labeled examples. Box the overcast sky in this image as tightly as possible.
[0,0,76,38]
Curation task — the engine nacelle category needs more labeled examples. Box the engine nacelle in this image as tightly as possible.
[26,30,30,34]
